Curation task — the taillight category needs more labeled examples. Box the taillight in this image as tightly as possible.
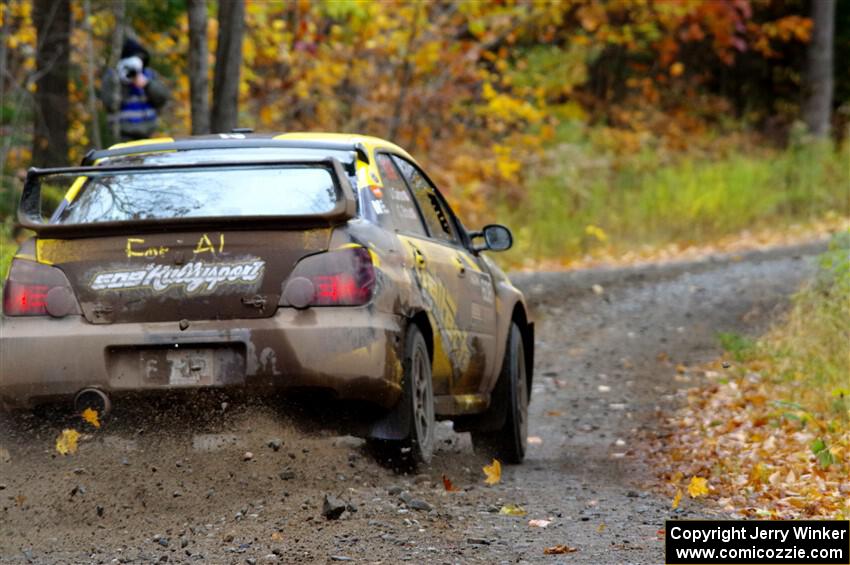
[2,259,79,317]
[281,247,375,308]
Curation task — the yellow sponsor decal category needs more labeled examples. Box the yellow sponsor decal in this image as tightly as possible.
[398,236,472,373]
[192,233,225,256]
[126,238,169,258]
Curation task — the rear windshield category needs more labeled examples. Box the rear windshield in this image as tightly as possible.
[52,165,339,224]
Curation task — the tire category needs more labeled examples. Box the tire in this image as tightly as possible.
[369,324,435,467]
[471,322,528,464]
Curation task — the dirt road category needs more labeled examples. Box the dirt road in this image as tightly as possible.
[0,243,823,564]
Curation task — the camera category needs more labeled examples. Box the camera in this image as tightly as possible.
[117,56,144,84]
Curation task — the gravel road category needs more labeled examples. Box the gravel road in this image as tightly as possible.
[0,243,823,564]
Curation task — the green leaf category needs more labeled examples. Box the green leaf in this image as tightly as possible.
[816,449,834,469]
[810,438,827,454]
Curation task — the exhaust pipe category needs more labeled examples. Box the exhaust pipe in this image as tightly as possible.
[74,388,111,418]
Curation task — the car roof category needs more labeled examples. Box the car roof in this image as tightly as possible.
[84,132,418,166]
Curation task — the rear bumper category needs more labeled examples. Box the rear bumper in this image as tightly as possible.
[0,308,404,409]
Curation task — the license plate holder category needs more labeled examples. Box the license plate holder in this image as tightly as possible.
[165,348,215,386]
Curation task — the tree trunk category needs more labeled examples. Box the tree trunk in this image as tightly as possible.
[803,0,835,138]
[108,0,126,144]
[188,0,210,135]
[32,0,70,167]
[210,0,245,133]
[82,0,102,148]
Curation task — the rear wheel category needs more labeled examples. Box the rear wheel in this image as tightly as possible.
[471,322,528,463]
[369,324,434,467]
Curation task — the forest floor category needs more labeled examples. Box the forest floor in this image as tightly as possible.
[0,241,823,564]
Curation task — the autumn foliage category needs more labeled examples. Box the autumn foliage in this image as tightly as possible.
[0,2,834,194]
[655,234,850,519]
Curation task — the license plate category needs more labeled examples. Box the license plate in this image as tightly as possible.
[164,348,214,386]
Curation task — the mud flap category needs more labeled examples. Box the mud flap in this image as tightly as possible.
[366,396,411,440]
[367,322,416,441]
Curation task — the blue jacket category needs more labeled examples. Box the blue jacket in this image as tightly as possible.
[101,68,169,138]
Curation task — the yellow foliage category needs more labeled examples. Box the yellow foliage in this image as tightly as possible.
[687,476,709,498]
[672,489,683,509]
[483,458,501,485]
[81,408,100,429]
[55,429,80,455]
[499,504,527,516]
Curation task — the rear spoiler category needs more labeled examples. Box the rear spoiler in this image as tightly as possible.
[18,158,357,237]
[81,139,371,165]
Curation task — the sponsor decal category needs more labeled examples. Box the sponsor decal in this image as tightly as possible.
[90,259,265,294]
[371,199,388,215]
[402,241,472,372]
[388,188,412,202]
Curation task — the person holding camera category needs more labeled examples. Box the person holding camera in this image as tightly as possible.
[101,39,169,142]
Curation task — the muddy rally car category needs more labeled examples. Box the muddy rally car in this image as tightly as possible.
[0,133,534,464]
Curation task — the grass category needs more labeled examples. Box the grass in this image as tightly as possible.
[0,221,15,284]
[495,135,850,269]
[717,332,756,362]
[759,231,850,420]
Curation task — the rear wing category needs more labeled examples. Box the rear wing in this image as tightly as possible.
[18,157,357,237]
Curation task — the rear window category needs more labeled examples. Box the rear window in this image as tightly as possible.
[52,165,339,224]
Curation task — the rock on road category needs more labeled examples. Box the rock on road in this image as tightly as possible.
[0,243,823,564]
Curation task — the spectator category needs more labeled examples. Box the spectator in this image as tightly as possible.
[101,38,169,142]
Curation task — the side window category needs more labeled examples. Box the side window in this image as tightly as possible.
[391,155,458,244]
[375,154,427,237]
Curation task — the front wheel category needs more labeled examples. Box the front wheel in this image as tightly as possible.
[471,322,528,463]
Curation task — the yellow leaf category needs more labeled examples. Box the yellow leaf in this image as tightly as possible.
[585,224,608,243]
[687,476,709,498]
[81,408,100,429]
[499,504,526,516]
[483,458,501,485]
[56,429,80,455]
[672,489,683,509]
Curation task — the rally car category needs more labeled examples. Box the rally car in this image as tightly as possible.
[0,133,534,464]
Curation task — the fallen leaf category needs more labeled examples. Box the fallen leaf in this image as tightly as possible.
[442,474,459,492]
[483,459,501,485]
[687,476,709,498]
[529,519,551,528]
[544,545,578,555]
[597,522,606,532]
[271,532,283,541]
[56,429,80,455]
[527,436,543,445]
[81,408,100,429]
[15,494,26,507]
[499,504,527,516]
[672,489,682,509]
[545,410,562,417]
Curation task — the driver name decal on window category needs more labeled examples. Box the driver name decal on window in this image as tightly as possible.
[90,259,265,294]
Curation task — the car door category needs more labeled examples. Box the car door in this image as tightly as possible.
[386,154,497,395]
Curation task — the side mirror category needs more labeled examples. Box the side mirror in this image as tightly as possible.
[472,224,513,253]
